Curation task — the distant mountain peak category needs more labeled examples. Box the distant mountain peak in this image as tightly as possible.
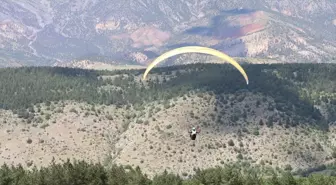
[0,0,335,67]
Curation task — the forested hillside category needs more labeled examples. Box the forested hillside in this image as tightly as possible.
[0,63,335,180]
[0,63,335,126]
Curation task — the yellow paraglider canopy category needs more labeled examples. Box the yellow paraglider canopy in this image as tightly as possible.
[142,46,249,85]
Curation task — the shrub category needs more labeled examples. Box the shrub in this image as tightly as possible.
[228,139,235,146]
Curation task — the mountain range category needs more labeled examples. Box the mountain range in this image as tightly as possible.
[1,0,336,67]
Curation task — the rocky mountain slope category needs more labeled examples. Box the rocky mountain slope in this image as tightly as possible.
[0,64,335,177]
[0,0,336,67]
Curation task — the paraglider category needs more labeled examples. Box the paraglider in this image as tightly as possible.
[142,46,249,85]
[189,126,201,140]
[142,46,250,141]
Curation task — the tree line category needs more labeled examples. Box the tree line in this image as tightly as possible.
[1,159,336,185]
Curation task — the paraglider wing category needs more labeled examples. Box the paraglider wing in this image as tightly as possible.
[142,46,249,85]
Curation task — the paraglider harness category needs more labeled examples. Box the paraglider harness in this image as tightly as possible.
[189,126,201,140]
